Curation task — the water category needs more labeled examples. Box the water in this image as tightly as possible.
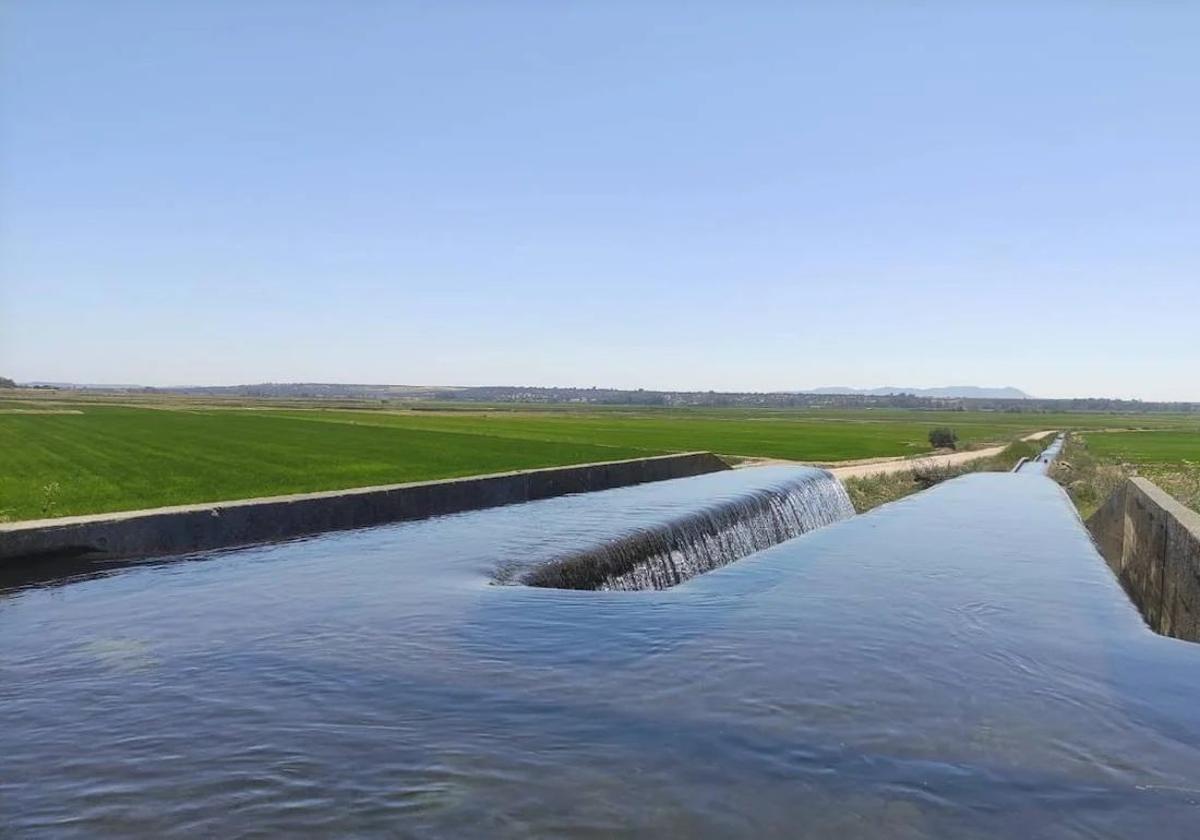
[1015,433,1066,474]
[2,468,1199,838]
[523,468,853,590]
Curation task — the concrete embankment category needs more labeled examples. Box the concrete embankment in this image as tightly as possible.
[0,452,729,566]
[1087,477,1200,642]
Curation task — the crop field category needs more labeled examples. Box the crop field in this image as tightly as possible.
[1084,429,1200,512]
[2,396,1198,521]
[1079,430,1200,463]
[0,406,657,521]
[1051,429,1200,516]
[252,409,1036,461]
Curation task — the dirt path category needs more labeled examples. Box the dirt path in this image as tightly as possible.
[733,430,1058,480]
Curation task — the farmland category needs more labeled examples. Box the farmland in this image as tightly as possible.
[1052,429,1200,516]
[0,405,658,521]
[1080,430,1200,463]
[2,394,1198,521]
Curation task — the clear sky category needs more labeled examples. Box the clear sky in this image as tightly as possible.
[2,2,1197,400]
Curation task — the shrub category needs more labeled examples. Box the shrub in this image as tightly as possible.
[910,459,964,487]
[928,427,958,450]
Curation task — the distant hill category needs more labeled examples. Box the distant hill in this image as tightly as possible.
[21,381,1200,411]
[811,386,1033,399]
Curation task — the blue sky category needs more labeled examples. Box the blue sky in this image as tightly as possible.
[2,2,1197,399]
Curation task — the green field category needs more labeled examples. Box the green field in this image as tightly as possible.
[1052,430,1200,516]
[0,406,658,521]
[1080,430,1200,463]
[1085,430,1200,513]
[3,398,1198,521]
[248,408,1043,461]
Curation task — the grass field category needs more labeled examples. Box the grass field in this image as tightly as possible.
[248,408,1047,462]
[0,406,657,520]
[1079,431,1200,463]
[1053,430,1200,516]
[3,395,1198,521]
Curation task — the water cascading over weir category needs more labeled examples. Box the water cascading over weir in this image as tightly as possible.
[523,468,855,591]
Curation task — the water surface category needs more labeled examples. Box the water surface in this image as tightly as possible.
[2,467,1198,838]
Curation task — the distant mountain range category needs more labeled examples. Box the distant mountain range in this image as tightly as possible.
[811,386,1033,399]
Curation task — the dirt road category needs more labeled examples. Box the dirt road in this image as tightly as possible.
[828,430,1058,479]
[732,430,1058,479]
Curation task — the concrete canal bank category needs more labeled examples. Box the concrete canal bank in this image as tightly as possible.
[1087,476,1200,642]
[0,451,729,565]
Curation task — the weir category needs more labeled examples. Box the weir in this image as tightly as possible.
[523,468,853,590]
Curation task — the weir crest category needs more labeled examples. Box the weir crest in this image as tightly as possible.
[522,469,854,591]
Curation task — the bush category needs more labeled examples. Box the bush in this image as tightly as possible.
[928,427,958,450]
[911,459,964,487]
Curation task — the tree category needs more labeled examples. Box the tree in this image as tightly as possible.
[0,376,16,389]
[929,427,958,450]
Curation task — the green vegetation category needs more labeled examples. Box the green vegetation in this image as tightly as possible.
[251,408,1011,462]
[1078,430,1200,464]
[928,427,958,450]
[0,406,657,521]
[843,437,1052,513]
[1051,431,1200,517]
[2,393,1197,521]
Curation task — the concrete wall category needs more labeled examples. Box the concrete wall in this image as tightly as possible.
[1087,477,1200,642]
[0,452,729,566]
